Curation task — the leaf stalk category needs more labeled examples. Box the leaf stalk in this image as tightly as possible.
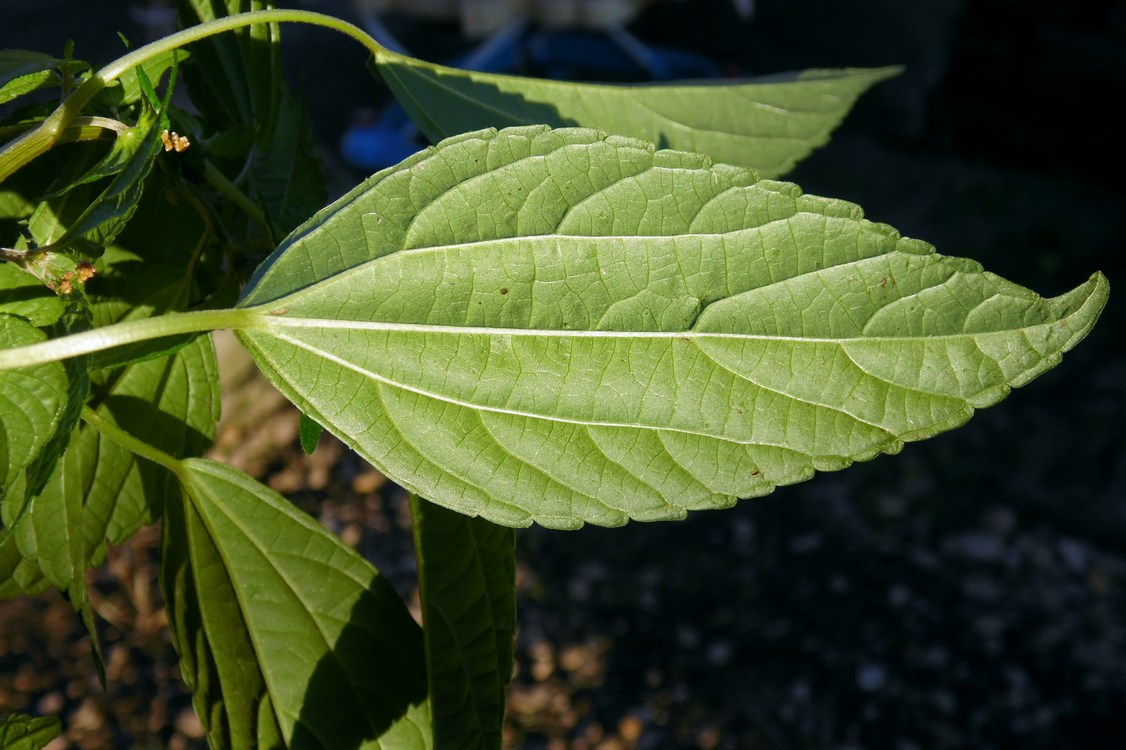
[0,308,257,370]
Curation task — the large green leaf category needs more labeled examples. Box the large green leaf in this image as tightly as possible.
[165,458,431,749]
[235,126,1107,529]
[0,714,60,750]
[0,317,62,597]
[410,495,516,750]
[374,48,897,178]
[0,317,66,500]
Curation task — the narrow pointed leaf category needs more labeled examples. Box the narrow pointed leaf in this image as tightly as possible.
[0,50,86,106]
[46,69,172,251]
[89,49,188,110]
[410,495,516,750]
[375,48,897,177]
[236,126,1107,528]
[0,714,61,750]
[167,458,431,749]
[299,412,323,454]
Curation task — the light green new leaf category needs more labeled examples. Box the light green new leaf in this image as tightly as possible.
[0,713,61,750]
[410,496,516,750]
[374,48,897,178]
[236,126,1107,529]
[166,458,431,750]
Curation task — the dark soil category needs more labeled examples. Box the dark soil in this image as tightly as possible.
[3,1,1125,748]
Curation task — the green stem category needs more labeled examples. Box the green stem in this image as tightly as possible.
[0,9,385,182]
[81,405,183,475]
[203,159,270,233]
[0,308,259,370]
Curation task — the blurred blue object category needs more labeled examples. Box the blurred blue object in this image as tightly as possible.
[340,16,725,171]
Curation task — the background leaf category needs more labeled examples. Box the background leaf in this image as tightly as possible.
[374,48,897,177]
[166,458,432,749]
[0,714,60,750]
[176,0,325,241]
[410,496,516,750]
[0,264,63,327]
[0,49,86,106]
[237,126,1107,528]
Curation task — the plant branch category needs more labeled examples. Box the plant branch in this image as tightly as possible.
[0,9,385,183]
[80,405,185,475]
[0,308,259,370]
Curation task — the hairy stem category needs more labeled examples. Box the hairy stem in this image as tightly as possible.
[0,308,259,370]
[0,9,384,182]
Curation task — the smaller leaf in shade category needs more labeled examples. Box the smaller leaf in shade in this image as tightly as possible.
[175,0,281,134]
[0,49,86,105]
[89,49,188,110]
[411,496,515,750]
[251,89,326,241]
[167,458,432,750]
[44,66,174,252]
[374,47,898,177]
[299,412,323,454]
[0,713,61,750]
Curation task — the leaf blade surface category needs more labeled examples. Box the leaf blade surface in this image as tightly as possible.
[375,49,897,177]
[237,126,1108,528]
[167,458,431,749]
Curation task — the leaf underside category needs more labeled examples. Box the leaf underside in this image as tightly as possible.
[164,459,431,750]
[237,126,1108,529]
[0,713,61,750]
[411,496,516,749]
[375,49,898,178]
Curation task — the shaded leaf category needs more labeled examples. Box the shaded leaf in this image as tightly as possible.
[237,126,1107,528]
[252,89,326,240]
[175,0,280,134]
[45,66,172,251]
[299,412,322,454]
[410,495,515,750]
[0,50,86,106]
[166,458,431,749]
[175,1,324,241]
[374,48,897,177]
[89,49,188,110]
[0,714,61,750]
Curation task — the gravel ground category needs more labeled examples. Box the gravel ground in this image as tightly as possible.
[2,1,1125,748]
